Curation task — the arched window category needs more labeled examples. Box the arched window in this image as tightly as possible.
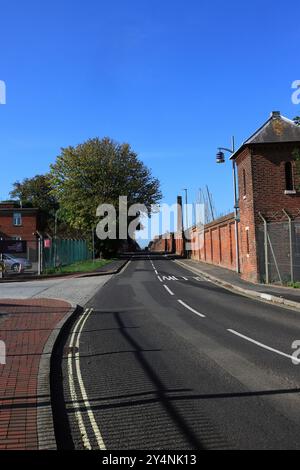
[285,162,294,191]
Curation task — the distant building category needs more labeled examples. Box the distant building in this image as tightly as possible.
[0,201,41,260]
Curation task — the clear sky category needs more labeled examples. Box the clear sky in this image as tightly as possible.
[1,0,299,227]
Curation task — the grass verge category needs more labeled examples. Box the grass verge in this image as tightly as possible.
[44,258,113,275]
[287,281,300,289]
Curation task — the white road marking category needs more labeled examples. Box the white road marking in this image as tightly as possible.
[157,276,163,282]
[163,284,175,296]
[68,309,93,450]
[75,309,106,449]
[68,308,107,450]
[177,300,206,318]
[154,270,158,275]
[228,329,300,364]
[117,259,131,275]
[162,275,178,281]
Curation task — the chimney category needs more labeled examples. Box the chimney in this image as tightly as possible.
[177,196,183,234]
[271,111,281,118]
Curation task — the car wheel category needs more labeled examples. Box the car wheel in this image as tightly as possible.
[12,263,21,272]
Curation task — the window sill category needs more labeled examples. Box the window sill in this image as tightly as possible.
[284,190,296,195]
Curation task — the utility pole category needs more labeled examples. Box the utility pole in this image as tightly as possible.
[0,252,3,279]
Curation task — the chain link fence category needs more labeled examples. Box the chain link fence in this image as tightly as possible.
[258,218,300,284]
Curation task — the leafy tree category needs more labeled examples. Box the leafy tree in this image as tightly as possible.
[50,138,162,235]
[10,174,58,212]
[10,174,59,231]
[293,116,300,126]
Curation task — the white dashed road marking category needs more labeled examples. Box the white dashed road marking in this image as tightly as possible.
[228,329,300,364]
[177,300,206,318]
[163,284,175,296]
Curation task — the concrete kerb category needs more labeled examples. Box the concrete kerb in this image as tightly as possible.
[78,258,130,278]
[0,259,129,283]
[175,259,300,312]
[37,300,81,450]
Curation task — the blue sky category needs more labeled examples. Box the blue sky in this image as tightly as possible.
[1,0,299,225]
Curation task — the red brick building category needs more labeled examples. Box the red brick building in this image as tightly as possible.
[234,111,300,282]
[0,201,41,260]
[151,112,300,284]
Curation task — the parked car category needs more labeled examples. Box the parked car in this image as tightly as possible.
[2,254,32,272]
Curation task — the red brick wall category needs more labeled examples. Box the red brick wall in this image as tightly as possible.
[251,143,300,221]
[236,142,300,282]
[189,214,238,271]
[0,209,39,260]
[151,213,238,271]
[0,211,38,239]
[236,147,259,282]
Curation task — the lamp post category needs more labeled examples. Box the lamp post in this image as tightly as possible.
[216,136,240,273]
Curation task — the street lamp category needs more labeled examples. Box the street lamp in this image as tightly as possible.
[216,136,240,273]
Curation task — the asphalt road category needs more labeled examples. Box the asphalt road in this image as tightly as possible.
[57,255,300,450]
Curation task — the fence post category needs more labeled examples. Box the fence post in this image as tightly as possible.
[283,209,294,284]
[37,236,41,276]
[0,252,3,279]
[259,212,269,284]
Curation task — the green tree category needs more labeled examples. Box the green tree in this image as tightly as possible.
[50,137,162,235]
[10,174,59,231]
[293,116,300,126]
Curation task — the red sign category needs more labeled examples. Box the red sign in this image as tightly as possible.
[44,239,51,248]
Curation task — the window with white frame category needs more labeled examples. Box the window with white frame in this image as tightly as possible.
[13,212,22,226]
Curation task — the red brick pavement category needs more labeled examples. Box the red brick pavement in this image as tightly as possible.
[0,298,71,450]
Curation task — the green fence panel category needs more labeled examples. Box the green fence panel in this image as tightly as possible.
[43,238,91,270]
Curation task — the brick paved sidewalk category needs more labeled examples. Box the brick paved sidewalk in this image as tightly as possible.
[0,298,71,450]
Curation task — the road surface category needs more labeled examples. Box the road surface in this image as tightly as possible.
[56,255,300,450]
